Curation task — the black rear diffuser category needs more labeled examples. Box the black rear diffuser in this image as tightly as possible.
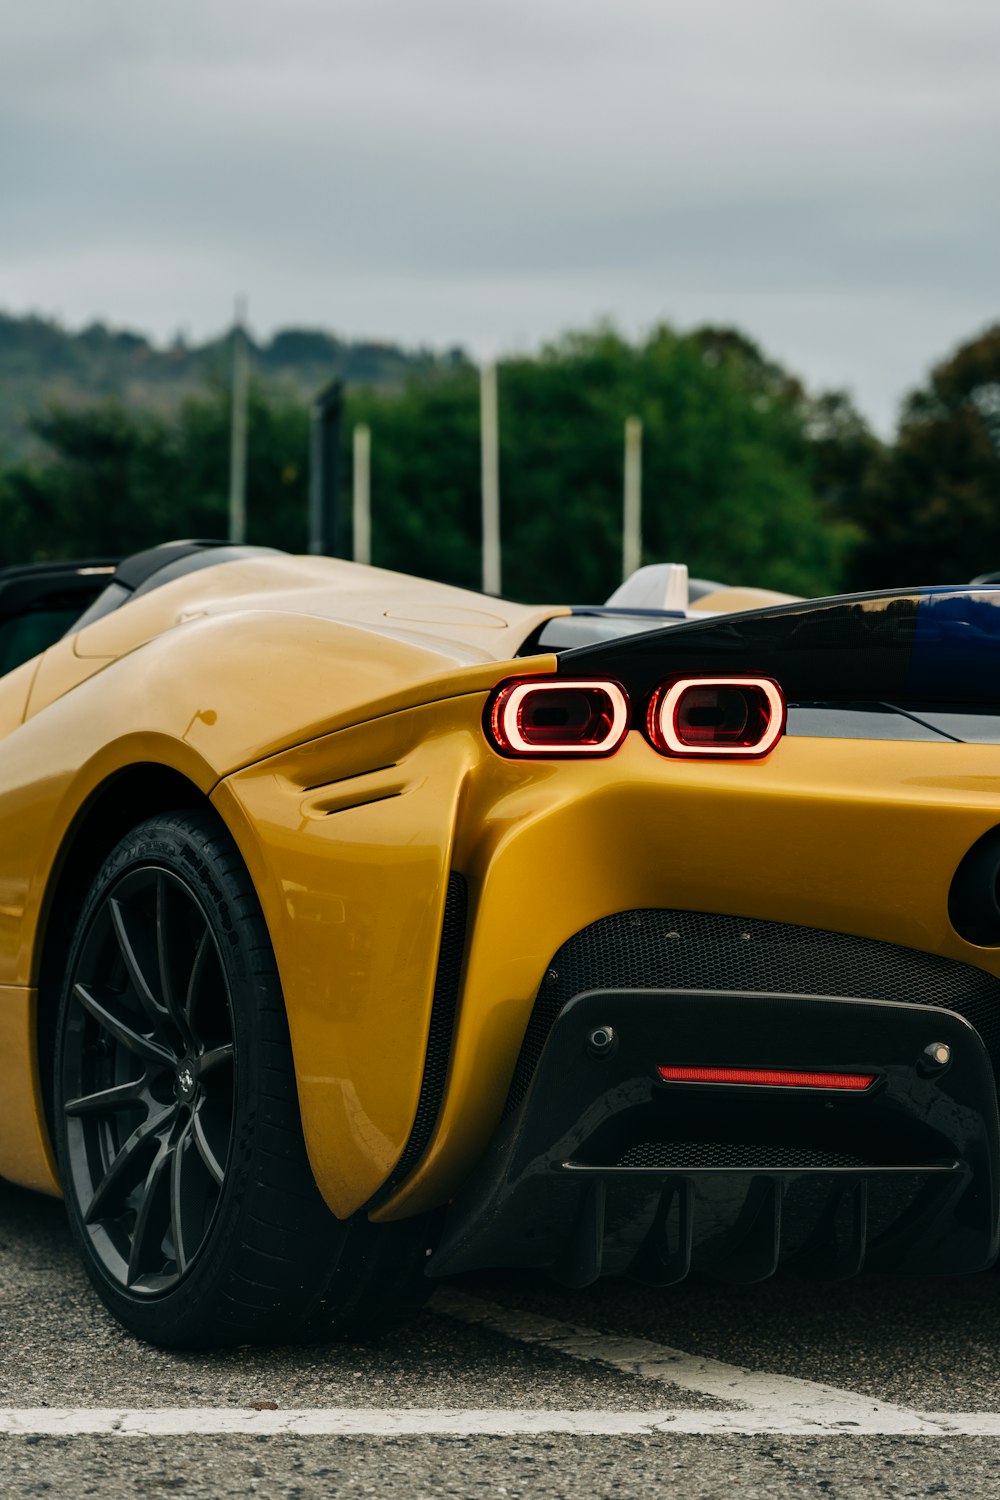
[428,990,1000,1286]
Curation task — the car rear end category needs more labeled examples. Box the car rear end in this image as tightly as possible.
[375,587,1000,1289]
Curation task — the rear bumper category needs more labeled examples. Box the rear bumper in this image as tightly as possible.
[428,989,1000,1283]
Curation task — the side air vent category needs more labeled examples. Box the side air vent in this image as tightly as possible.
[382,872,468,1191]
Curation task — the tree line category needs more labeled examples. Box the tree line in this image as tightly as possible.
[0,320,997,603]
[0,312,456,460]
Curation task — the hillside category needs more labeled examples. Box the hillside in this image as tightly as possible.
[0,313,468,458]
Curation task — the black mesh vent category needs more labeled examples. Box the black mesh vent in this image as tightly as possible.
[386,873,467,1187]
[505,909,1000,1115]
[618,1142,871,1170]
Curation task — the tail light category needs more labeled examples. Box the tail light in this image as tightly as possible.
[486,678,629,758]
[647,676,785,758]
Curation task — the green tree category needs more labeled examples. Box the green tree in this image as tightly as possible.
[347,368,481,588]
[348,324,861,602]
[0,321,871,603]
[844,325,1000,588]
[0,382,311,566]
[0,403,176,563]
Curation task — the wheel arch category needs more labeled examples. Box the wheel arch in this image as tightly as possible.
[35,762,210,1143]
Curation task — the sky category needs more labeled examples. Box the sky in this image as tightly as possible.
[2,0,998,434]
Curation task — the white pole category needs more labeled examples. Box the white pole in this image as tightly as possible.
[228,296,249,544]
[308,401,322,554]
[623,415,642,581]
[480,360,501,596]
[353,423,371,565]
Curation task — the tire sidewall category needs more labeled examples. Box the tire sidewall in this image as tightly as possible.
[54,813,282,1344]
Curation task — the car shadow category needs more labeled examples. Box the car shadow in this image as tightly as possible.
[4,1176,999,1411]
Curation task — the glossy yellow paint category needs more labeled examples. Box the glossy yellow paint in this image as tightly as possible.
[0,986,59,1193]
[691,585,802,613]
[4,550,1000,1234]
[215,700,484,1212]
[0,658,41,740]
[30,553,554,718]
[0,608,557,989]
[212,673,1000,1220]
[373,730,1000,1219]
[0,553,562,1196]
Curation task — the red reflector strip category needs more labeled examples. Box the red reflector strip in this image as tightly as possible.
[656,1066,875,1090]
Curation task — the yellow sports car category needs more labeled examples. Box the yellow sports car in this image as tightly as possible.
[1,539,998,1346]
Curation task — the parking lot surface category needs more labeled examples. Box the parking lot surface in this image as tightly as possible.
[2,1180,1000,1497]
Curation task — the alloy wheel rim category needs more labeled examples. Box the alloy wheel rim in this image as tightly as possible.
[61,865,236,1296]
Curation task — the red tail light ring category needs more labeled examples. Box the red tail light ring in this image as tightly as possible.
[647,676,785,758]
[486,678,629,758]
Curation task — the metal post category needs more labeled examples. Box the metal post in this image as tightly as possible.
[480,360,501,596]
[353,424,371,565]
[228,297,249,544]
[623,415,643,581]
[309,380,344,555]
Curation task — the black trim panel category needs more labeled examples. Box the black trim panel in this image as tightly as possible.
[431,988,1000,1284]
[378,872,468,1195]
[505,909,1000,1117]
[556,587,1000,708]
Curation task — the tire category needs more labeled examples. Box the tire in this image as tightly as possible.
[52,808,433,1348]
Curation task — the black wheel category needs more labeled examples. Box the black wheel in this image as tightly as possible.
[53,808,433,1347]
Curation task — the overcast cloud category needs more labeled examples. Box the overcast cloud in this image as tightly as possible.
[2,0,998,430]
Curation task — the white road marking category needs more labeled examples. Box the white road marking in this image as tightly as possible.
[0,1406,1000,1437]
[434,1290,1000,1436]
[2,1291,998,1439]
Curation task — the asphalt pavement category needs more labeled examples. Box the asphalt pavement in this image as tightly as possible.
[2,1178,1000,1498]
